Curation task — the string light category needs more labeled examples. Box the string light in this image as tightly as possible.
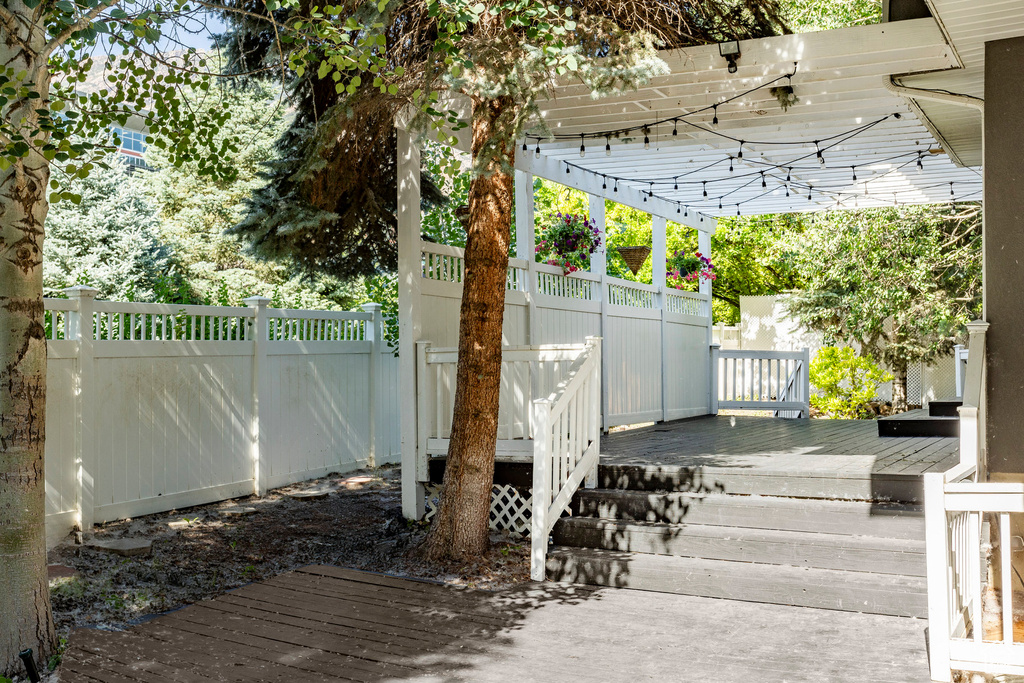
[807,187,813,201]
[643,128,650,150]
[851,167,857,182]
[535,143,541,159]
[566,162,570,175]
[737,141,744,160]
[672,121,678,136]
[916,153,924,174]
[602,176,607,190]
[786,168,792,183]
[729,157,734,173]
[702,181,708,198]
[718,198,723,210]
[760,172,767,188]
[522,141,528,153]
[579,136,586,158]
[674,178,679,191]
[711,104,719,128]
[815,141,825,167]
[785,185,790,197]
[950,181,955,198]
[605,136,611,157]
[736,206,741,216]
[613,179,618,193]
[684,206,689,217]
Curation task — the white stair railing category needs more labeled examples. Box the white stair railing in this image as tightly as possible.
[925,322,1014,682]
[530,336,602,581]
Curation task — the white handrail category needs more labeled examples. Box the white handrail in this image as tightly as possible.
[530,336,602,581]
[926,322,999,683]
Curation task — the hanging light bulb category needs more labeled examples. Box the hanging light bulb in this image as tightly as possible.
[729,157,734,173]
[643,128,650,150]
[711,105,719,128]
[916,153,924,174]
[643,193,648,203]
[677,205,681,214]
[854,194,859,208]
[580,136,586,158]
[718,198,723,210]
[703,181,708,198]
[761,172,766,188]
[785,185,790,197]
[674,178,679,191]
[672,120,678,137]
[605,136,611,157]
[950,182,955,198]
[566,163,571,175]
[737,141,744,160]
[786,168,792,183]
[815,141,825,167]
[851,167,858,182]
[737,206,741,217]
[684,206,689,217]
[602,176,607,190]
[613,180,618,193]
[807,187,813,201]
[535,143,541,159]
[522,141,528,153]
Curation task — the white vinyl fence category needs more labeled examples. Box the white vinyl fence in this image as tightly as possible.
[418,240,712,431]
[43,288,399,547]
[711,348,811,418]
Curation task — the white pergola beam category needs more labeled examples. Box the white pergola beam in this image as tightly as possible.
[515,152,714,233]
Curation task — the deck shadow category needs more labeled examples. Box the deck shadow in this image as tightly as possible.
[60,565,609,682]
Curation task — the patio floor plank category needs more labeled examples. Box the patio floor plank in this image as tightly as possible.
[62,566,932,682]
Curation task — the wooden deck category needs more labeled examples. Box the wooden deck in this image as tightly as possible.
[598,415,959,502]
[63,565,932,682]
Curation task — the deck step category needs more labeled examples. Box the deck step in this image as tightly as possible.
[597,463,924,503]
[545,547,928,618]
[551,518,926,576]
[928,399,963,417]
[572,489,924,538]
[878,409,959,438]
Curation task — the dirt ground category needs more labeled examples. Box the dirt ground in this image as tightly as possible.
[36,465,529,680]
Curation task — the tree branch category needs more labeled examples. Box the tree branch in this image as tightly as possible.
[43,0,122,58]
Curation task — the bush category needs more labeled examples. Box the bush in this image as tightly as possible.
[809,347,893,419]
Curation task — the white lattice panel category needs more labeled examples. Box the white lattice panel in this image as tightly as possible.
[424,483,533,535]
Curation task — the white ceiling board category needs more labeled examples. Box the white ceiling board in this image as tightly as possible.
[522,16,985,217]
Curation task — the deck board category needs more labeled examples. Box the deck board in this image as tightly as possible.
[601,415,959,475]
[63,566,932,682]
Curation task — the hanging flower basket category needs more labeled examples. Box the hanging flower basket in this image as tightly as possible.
[616,245,652,275]
[535,212,602,275]
[666,250,715,289]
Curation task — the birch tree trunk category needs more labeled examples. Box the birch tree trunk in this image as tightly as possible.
[0,4,56,674]
[424,95,514,561]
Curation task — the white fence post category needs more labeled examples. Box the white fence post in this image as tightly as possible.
[244,296,271,497]
[709,343,721,415]
[362,303,382,467]
[531,398,552,581]
[801,346,811,418]
[924,472,953,682]
[65,286,98,531]
[586,336,601,489]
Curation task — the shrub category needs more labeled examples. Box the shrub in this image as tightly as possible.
[809,346,893,419]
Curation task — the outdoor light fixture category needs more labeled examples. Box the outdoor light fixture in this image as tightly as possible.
[719,40,741,73]
[605,136,612,156]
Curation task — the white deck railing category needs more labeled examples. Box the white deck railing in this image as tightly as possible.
[531,337,602,580]
[925,322,1015,682]
[711,348,811,418]
[416,341,585,461]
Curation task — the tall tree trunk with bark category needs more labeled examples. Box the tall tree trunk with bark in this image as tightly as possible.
[0,4,56,675]
[424,96,514,562]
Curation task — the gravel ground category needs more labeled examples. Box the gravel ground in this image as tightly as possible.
[29,465,529,681]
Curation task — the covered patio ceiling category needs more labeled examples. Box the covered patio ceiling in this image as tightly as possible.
[518,17,984,224]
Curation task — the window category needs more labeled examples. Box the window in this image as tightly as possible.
[110,127,146,155]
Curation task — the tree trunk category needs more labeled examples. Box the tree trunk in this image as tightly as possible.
[0,7,56,675]
[891,358,908,414]
[424,96,514,562]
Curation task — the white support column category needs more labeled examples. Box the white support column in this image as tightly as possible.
[244,296,271,497]
[362,303,382,468]
[516,169,538,344]
[398,128,426,520]
[698,227,713,301]
[653,215,667,422]
[699,226,715,404]
[588,194,606,276]
[515,170,535,261]
[66,286,98,532]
